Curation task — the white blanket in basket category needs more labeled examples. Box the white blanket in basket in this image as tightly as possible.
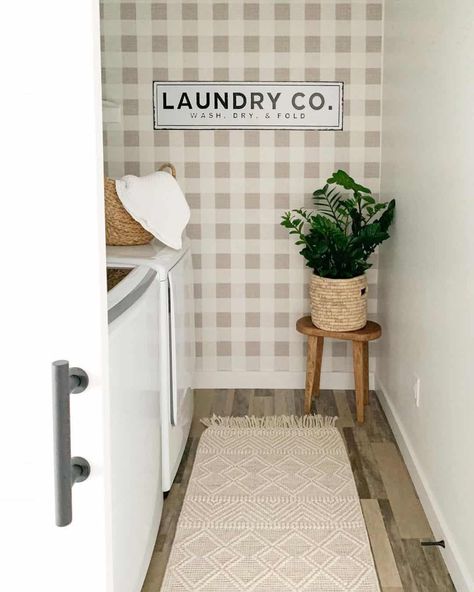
[115,170,190,250]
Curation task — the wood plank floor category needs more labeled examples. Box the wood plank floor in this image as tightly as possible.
[142,389,455,592]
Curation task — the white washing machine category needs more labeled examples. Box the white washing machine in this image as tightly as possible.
[107,237,195,491]
[107,265,163,592]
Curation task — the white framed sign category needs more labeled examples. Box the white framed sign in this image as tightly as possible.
[153,82,343,130]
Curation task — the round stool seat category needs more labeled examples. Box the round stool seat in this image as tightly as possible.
[296,317,381,342]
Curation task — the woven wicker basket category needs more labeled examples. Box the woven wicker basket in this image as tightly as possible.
[104,162,176,246]
[310,274,367,331]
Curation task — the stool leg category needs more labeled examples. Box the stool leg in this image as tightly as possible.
[304,336,324,414]
[362,342,369,405]
[352,341,365,423]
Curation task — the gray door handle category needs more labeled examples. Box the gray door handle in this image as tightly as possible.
[52,360,91,527]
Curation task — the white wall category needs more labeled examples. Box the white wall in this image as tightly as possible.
[377,1,474,590]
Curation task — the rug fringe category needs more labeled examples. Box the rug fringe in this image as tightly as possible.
[200,414,337,429]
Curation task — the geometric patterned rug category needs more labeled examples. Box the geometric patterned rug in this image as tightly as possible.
[160,415,380,591]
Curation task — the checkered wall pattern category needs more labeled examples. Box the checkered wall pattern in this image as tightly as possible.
[100,0,383,378]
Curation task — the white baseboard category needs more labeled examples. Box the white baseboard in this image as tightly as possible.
[194,371,375,390]
[375,376,472,592]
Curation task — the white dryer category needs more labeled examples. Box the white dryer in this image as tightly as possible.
[107,237,195,491]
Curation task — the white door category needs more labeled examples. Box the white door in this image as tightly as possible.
[0,1,111,591]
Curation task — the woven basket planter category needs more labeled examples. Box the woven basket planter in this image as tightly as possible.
[310,274,368,331]
[104,177,154,246]
[104,162,176,246]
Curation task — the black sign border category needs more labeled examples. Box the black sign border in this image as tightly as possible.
[152,81,344,131]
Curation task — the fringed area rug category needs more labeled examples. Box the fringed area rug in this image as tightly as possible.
[161,415,380,591]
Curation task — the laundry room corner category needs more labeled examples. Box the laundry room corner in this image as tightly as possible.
[4,1,474,591]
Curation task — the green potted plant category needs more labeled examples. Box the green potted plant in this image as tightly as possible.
[281,170,395,331]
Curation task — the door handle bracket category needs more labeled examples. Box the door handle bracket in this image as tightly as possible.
[69,367,89,394]
[71,456,91,483]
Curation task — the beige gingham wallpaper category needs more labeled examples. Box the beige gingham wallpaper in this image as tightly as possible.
[100,0,383,382]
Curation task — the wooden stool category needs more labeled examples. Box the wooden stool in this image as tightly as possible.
[296,316,381,423]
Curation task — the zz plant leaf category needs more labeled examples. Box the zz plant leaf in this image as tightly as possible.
[281,170,395,279]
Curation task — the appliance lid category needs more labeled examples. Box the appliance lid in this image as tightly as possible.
[106,236,191,281]
[107,265,157,324]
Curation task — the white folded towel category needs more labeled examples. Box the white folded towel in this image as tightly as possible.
[115,171,190,250]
